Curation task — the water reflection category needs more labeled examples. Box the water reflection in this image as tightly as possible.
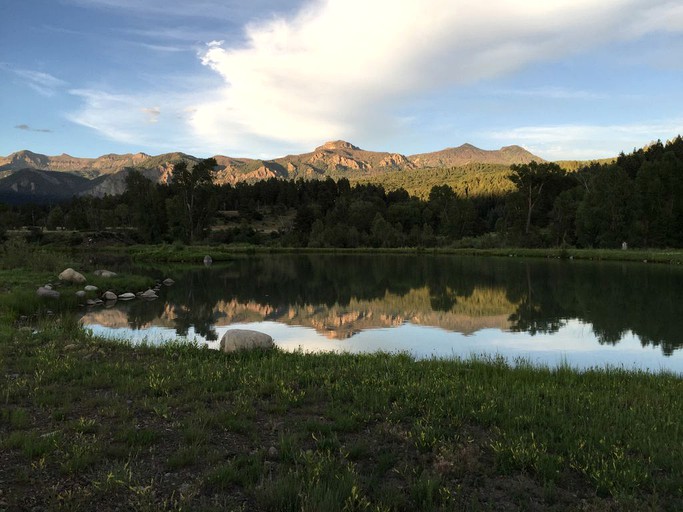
[80,254,683,366]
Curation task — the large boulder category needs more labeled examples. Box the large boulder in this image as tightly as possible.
[37,286,60,299]
[58,268,86,284]
[220,329,274,353]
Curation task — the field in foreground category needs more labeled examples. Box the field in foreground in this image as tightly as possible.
[1,320,681,511]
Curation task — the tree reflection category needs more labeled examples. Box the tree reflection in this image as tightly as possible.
[116,254,683,355]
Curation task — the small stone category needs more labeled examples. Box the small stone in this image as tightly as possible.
[118,292,135,300]
[37,286,60,299]
[94,269,117,278]
[204,255,213,266]
[267,446,279,459]
[75,290,86,299]
[103,291,117,301]
[140,289,158,299]
[163,278,175,286]
[84,285,98,292]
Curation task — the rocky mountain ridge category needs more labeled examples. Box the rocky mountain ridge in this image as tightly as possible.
[0,141,543,201]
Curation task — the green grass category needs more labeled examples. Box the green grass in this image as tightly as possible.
[1,322,681,511]
[1,240,681,510]
[111,242,683,267]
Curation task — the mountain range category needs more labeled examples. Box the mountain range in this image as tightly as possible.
[0,141,543,203]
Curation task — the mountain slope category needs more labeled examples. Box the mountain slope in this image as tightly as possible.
[0,168,92,203]
[409,143,543,168]
[0,141,547,201]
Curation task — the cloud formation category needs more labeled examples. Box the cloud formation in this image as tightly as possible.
[190,0,683,154]
[15,124,53,133]
[68,0,683,157]
[1,64,67,96]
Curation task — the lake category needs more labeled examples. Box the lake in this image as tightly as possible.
[81,254,683,373]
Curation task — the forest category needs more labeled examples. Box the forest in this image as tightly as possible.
[1,137,681,249]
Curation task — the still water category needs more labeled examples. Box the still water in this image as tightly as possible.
[81,254,683,373]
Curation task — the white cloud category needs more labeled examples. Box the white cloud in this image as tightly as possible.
[68,90,200,151]
[486,120,683,160]
[189,0,683,155]
[68,0,683,157]
[0,64,67,96]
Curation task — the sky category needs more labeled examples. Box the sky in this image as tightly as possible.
[1,0,683,161]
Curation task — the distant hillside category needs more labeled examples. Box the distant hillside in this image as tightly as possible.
[0,141,547,202]
[0,168,92,204]
[409,143,543,168]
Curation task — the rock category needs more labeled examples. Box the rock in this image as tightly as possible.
[118,292,135,300]
[204,255,213,266]
[75,290,86,299]
[94,269,117,278]
[86,299,103,306]
[220,329,274,353]
[140,289,158,299]
[102,291,117,301]
[163,278,175,286]
[84,285,98,292]
[58,268,86,284]
[37,286,60,299]
[267,446,279,460]
[44,284,53,290]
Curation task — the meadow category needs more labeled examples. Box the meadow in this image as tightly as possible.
[1,242,682,510]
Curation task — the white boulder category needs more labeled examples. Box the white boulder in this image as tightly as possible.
[220,329,274,353]
[59,268,86,284]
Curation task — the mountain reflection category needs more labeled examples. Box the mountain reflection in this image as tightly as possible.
[79,254,683,355]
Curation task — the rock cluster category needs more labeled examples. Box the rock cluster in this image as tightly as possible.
[35,268,175,308]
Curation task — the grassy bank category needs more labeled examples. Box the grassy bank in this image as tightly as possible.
[117,243,683,265]
[1,324,681,511]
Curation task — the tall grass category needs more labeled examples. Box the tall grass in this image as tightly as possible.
[1,326,681,510]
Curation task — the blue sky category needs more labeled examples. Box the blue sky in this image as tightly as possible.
[2,0,682,160]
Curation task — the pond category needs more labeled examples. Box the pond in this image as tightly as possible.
[80,254,683,373]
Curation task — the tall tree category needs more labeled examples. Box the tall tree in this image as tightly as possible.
[124,170,167,242]
[508,162,566,235]
[170,158,217,243]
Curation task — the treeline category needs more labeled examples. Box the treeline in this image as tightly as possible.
[1,136,682,248]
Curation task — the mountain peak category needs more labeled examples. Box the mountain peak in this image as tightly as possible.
[316,140,360,151]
